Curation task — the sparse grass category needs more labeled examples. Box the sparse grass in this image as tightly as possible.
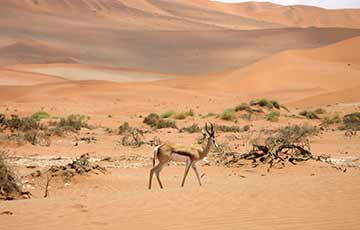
[321,114,341,126]
[280,105,290,112]
[118,122,145,147]
[299,110,320,120]
[266,124,319,147]
[157,119,177,129]
[1,115,41,132]
[270,100,281,110]
[249,98,288,111]
[57,114,90,131]
[118,122,132,135]
[235,103,252,113]
[266,110,280,122]
[215,124,244,133]
[0,152,22,199]
[179,124,201,133]
[250,98,275,110]
[220,109,236,121]
[161,111,176,118]
[143,113,177,129]
[174,109,195,120]
[31,111,50,121]
[239,113,252,121]
[49,115,90,136]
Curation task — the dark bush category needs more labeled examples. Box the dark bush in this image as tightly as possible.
[215,124,243,133]
[0,152,22,199]
[143,113,161,128]
[143,113,177,129]
[299,110,320,119]
[180,124,201,133]
[235,103,252,113]
[343,112,360,131]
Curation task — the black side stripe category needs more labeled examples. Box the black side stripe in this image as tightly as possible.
[172,151,192,157]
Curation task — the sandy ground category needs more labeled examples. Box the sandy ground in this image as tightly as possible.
[1,166,360,230]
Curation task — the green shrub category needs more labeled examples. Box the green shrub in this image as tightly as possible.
[31,111,50,121]
[174,110,195,120]
[299,110,320,119]
[343,112,360,131]
[235,103,252,113]
[161,111,176,118]
[220,109,236,121]
[266,110,280,122]
[250,98,274,110]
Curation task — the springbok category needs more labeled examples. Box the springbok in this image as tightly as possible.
[148,123,217,189]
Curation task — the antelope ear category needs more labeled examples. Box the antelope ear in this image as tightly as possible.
[205,122,210,135]
[210,123,215,134]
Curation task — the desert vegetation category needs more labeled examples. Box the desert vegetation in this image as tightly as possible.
[143,113,177,129]
[0,152,24,200]
[213,124,320,169]
[0,113,91,146]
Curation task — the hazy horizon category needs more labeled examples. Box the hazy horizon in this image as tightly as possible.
[215,0,360,9]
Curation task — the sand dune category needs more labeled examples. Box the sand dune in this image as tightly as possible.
[2,27,360,75]
[3,0,360,30]
[0,0,278,30]
[0,40,78,66]
[1,1,360,74]
[0,68,65,86]
[211,36,360,104]
[188,1,360,29]
[1,36,360,114]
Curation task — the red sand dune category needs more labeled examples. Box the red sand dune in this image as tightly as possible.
[1,1,360,74]
[0,40,78,66]
[1,36,359,115]
[188,0,360,29]
[211,36,360,105]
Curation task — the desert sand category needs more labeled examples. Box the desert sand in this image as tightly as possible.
[0,1,360,230]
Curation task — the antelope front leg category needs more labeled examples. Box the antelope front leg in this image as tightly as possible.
[181,158,192,187]
[191,162,202,186]
[149,163,164,190]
